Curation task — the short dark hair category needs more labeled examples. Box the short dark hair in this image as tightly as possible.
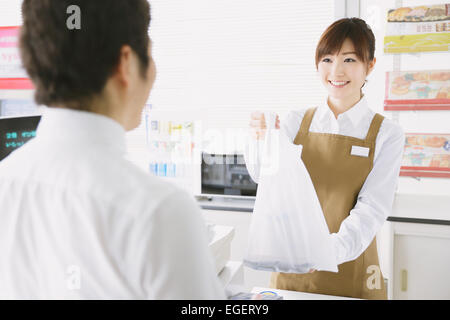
[315,18,375,70]
[20,0,151,110]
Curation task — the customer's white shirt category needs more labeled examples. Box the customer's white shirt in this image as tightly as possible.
[0,107,226,300]
[244,96,405,266]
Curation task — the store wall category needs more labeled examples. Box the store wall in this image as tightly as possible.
[360,0,450,196]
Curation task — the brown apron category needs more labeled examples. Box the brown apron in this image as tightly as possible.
[270,107,387,300]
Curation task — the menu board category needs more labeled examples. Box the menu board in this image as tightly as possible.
[0,26,33,89]
[384,3,450,53]
[401,133,450,178]
[384,70,450,110]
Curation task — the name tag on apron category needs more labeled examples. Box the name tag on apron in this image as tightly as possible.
[351,145,370,157]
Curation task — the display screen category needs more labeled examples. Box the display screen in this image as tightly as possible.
[201,152,258,197]
[0,116,41,161]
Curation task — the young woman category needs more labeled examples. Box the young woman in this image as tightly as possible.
[247,18,405,300]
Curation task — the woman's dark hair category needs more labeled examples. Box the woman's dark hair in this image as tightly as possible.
[315,18,375,70]
[19,0,151,110]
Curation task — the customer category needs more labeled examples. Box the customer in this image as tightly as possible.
[0,0,226,300]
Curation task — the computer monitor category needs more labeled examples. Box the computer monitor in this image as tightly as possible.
[201,152,258,199]
[0,115,41,161]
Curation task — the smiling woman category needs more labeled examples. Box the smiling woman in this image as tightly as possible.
[318,38,376,118]
[247,17,405,300]
[315,18,376,117]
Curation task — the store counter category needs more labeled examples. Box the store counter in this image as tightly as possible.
[387,193,450,226]
[197,196,254,212]
[251,287,360,300]
[198,193,450,225]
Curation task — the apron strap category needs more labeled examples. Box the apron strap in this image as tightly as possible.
[293,107,317,145]
[364,113,385,144]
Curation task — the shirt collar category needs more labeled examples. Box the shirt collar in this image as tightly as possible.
[36,107,127,155]
[316,95,368,127]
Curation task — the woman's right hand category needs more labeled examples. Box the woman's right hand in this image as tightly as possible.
[249,111,280,140]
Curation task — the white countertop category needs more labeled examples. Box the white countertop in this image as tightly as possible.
[197,196,254,212]
[251,287,360,300]
[389,193,450,224]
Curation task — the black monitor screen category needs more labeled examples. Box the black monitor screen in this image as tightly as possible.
[201,153,258,197]
[0,116,41,161]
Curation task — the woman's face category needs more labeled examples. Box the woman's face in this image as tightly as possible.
[317,38,375,103]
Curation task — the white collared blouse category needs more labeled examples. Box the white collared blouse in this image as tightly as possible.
[245,96,405,266]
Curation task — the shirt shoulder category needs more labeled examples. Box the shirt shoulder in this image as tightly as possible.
[378,115,405,144]
[97,157,191,214]
[372,114,405,162]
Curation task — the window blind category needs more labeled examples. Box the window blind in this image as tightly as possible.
[147,0,335,145]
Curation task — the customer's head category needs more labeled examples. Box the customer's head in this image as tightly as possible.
[20,0,155,130]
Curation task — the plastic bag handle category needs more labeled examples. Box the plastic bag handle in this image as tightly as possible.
[264,112,277,130]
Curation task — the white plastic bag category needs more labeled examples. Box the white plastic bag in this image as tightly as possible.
[244,114,338,273]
